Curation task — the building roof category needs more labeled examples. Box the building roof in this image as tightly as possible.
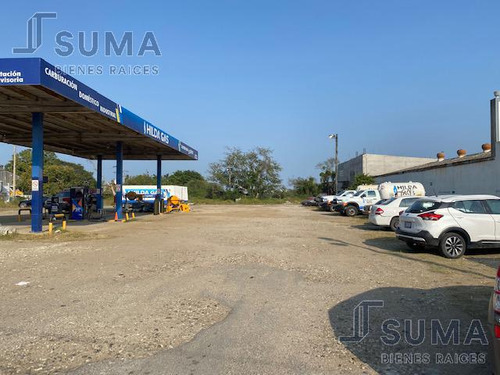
[375,151,493,177]
[0,58,198,160]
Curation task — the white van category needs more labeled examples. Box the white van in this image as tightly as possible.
[378,182,425,200]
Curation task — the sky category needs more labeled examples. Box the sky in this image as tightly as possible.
[0,0,499,184]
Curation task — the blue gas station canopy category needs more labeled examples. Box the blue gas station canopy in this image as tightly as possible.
[0,58,198,160]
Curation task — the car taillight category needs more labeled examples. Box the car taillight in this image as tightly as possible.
[418,212,443,221]
[374,208,384,215]
[495,325,500,338]
[494,267,500,315]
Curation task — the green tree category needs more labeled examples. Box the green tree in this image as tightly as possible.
[289,177,320,196]
[162,170,205,185]
[209,147,283,198]
[316,158,336,194]
[349,173,375,190]
[124,173,156,185]
[164,170,208,198]
[5,150,95,195]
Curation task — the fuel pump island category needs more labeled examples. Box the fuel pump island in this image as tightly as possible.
[0,57,198,232]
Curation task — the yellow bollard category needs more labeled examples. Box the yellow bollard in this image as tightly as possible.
[132,212,136,220]
[48,222,53,234]
[125,212,130,221]
[62,220,67,231]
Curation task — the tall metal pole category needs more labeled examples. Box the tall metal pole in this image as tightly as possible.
[12,145,16,201]
[334,134,339,194]
[115,142,123,221]
[96,155,103,211]
[156,155,162,215]
[31,113,44,233]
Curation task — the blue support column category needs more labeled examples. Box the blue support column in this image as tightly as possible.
[96,155,103,211]
[156,155,162,197]
[31,113,44,233]
[156,155,162,214]
[115,142,123,220]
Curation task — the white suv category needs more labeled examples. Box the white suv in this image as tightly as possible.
[397,195,500,259]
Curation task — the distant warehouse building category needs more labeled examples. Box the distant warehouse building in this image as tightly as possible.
[374,92,500,196]
[338,153,434,189]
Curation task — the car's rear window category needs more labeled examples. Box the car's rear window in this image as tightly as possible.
[407,200,441,213]
[399,197,420,208]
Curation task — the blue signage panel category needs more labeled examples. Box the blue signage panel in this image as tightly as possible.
[0,58,41,85]
[39,59,120,123]
[0,57,198,160]
[119,106,180,150]
[119,107,198,160]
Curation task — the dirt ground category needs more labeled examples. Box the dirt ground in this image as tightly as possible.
[0,204,497,374]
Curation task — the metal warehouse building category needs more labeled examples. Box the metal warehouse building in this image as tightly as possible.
[374,92,500,196]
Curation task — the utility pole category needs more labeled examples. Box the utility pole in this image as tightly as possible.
[12,145,16,201]
[328,134,339,193]
[334,134,339,194]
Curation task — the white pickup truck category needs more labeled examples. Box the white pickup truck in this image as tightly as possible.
[336,188,382,217]
[319,190,356,211]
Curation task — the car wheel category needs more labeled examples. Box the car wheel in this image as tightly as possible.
[389,217,399,232]
[439,232,466,259]
[345,205,358,217]
[406,241,425,251]
[19,202,27,208]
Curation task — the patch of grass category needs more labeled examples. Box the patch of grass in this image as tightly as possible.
[0,200,21,211]
[429,264,451,274]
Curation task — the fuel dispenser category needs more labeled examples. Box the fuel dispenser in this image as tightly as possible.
[70,187,87,220]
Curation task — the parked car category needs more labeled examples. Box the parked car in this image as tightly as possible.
[19,196,51,209]
[318,190,356,212]
[397,195,500,258]
[314,194,327,204]
[488,265,500,374]
[337,189,382,216]
[369,196,421,231]
[53,190,71,212]
[301,197,318,206]
[19,191,72,213]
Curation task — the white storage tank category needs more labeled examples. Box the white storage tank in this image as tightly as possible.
[378,181,425,200]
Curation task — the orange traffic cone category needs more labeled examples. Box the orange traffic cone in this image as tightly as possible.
[114,212,118,221]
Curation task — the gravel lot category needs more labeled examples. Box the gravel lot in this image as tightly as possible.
[0,204,497,374]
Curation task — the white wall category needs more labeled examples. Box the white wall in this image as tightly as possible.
[364,154,434,177]
[375,157,500,196]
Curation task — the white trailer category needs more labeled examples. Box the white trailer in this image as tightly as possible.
[122,185,189,203]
